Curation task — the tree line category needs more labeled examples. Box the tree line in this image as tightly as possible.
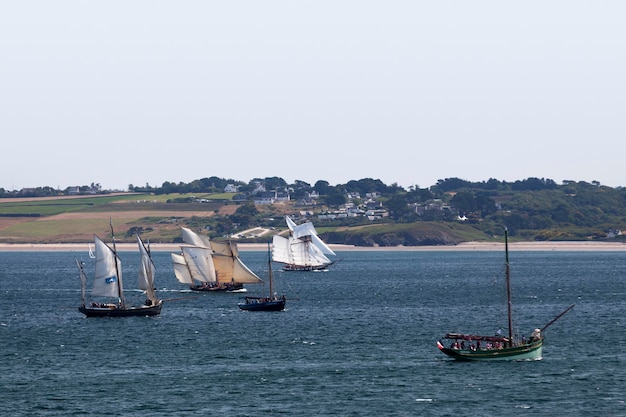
[2,176,625,240]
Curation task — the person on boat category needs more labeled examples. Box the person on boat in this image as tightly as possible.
[530,328,541,341]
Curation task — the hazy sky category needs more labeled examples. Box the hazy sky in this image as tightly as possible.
[1,1,624,191]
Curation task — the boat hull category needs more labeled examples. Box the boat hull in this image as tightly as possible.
[437,339,543,361]
[79,300,163,317]
[238,298,285,312]
[189,283,244,292]
[283,263,331,272]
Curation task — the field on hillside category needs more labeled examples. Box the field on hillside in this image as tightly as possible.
[0,194,241,244]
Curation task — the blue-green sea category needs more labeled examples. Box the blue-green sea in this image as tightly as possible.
[1,249,624,416]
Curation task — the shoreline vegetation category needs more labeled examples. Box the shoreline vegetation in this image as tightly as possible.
[1,241,626,252]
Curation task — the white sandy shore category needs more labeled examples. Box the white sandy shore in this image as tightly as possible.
[0,241,625,252]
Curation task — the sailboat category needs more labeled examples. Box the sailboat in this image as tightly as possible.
[171,227,263,291]
[238,243,285,311]
[271,216,336,271]
[437,228,574,361]
[77,223,163,317]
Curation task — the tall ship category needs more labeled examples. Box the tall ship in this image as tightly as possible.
[272,216,336,271]
[171,227,263,291]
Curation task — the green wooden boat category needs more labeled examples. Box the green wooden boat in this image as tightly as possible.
[437,228,574,361]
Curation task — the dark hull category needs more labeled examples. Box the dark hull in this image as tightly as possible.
[283,263,332,271]
[189,283,244,292]
[238,298,285,312]
[79,301,163,317]
[437,338,543,361]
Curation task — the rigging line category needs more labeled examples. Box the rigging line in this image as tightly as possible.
[279,271,302,301]
[161,295,202,302]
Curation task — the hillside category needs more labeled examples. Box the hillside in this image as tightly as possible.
[0,193,487,246]
[1,176,626,246]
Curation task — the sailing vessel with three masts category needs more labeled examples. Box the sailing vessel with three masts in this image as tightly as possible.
[238,243,285,312]
[77,222,162,317]
[437,228,574,361]
[272,216,336,271]
[171,227,263,292]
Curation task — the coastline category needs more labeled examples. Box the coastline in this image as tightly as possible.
[1,241,625,252]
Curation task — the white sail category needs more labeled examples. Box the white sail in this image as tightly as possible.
[290,236,331,267]
[91,235,123,298]
[137,234,158,303]
[272,235,293,265]
[286,216,336,256]
[310,232,336,256]
[171,253,193,284]
[180,227,211,248]
[272,234,331,268]
[182,246,216,283]
[286,215,298,231]
[233,256,264,284]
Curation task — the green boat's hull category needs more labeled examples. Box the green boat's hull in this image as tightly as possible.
[437,338,543,361]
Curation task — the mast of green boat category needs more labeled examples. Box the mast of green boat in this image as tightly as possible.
[505,228,514,346]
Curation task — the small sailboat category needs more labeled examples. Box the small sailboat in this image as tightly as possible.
[437,228,574,361]
[272,216,336,271]
[238,243,286,312]
[77,221,163,317]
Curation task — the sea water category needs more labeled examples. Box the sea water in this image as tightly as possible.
[0,250,624,416]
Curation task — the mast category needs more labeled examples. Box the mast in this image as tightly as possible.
[267,242,273,297]
[110,218,126,308]
[505,228,513,345]
[76,258,87,307]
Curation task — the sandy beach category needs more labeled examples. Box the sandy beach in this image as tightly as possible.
[1,241,625,252]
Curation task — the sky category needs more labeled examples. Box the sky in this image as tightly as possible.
[1,1,625,191]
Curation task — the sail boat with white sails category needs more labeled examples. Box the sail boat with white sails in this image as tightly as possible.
[77,222,162,317]
[271,216,336,271]
[171,227,263,291]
